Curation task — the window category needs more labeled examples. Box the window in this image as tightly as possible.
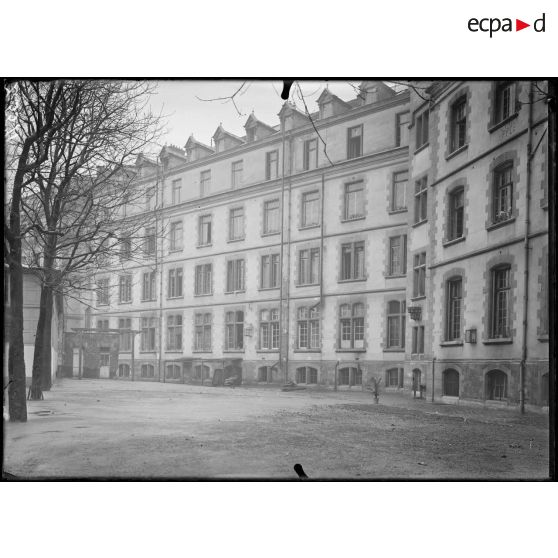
[166,363,181,380]
[225,310,244,350]
[229,207,244,241]
[120,236,131,261]
[118,363,130,378]
[413,252,426,298]
[296,366,318,384]
[446,278,462,341]
[298,248,320,285]
[198,215,212,246]
[97,278,109,306]
[492,164,513,223]
[343,181,364,220]
[486,370,507,400]
[231,160,243,188]
[119,275,132,303]
[263,199,280,234]
[118,318,132,351]
[171,178,182,205]
[339,303,365,350]
[194,313,212,351]
[260,308,279,350]
[391,171,408,211]
[414,177,428,224]
[347,125,363,159]
[396,112,410,146]
[194,364,210,381]
[140,317,156,351]
[494,82,514,124]
[194,263,213,296]
[144,227,156,256]
[341,241,365,281]
[415,110,429,149]
[266,150,279,180]
[450,96,467,152]
[99,348,110,367]
[297,306,320,349]
[261,254,280,289]
[386,300,405,349]
[226,259,245,292]
[169,221,183,251]
[257,366,276,383]
[443,369,459,396]
[141,271,156,301]
[166,314,182,351]
[303,139,318,170]
[168,268,183,298]
[145,189,154,211]
[385,368,403,388]
[141,363,155,378]
[97,319,109,331]
[412,326,424,354]
[448,187,464,241]
[388,235,407,276]
[200,170,211,197]
[491,267,511,338]
[301,190,320,227]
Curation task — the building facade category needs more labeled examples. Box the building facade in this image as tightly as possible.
[86,80,550,408]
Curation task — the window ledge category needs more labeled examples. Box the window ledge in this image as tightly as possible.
[262,231,280,237]
[382,348,405,353]
[141,299,157,303]
[165,350,183,354]
[486,217,516,232]
[341,216,366,224]
[223,350,245,354]
[414,142,429,155]
[118,301,132,305]
[442,236,466,248]
[169,249,183,254]
[167,296,184,300]
[227,238,245,244]
[256,349,279,353]
[446,144,468,161]
[139,351,156,354]
[296,282,320,288]
[338,277,367,284]
[97,303,110,307]
[388,208,408,215]
[537,335,549,343]
[488,113,519,133]
[384,274,406,279]
[336,349,366,353]
[258,286,280,292]
[194,293,213,297]
[224,290,246,295]
[119,350,132,354]
[440,341,463,347]
[197,243,213,249]
[299,224,321,231]
[412,219,428,228]
[410,295,426,302]
[293,349,322,353]
[483,338,513,345]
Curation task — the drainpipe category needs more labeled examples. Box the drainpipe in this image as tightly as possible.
[279,122,286,382]
[431,357,436,403]
[284,133,294,383]
[520,81,535,414]
[319,173,325,306]
[158,157,165,384]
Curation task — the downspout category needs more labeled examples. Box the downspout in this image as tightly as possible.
[334,360,339,391]
[157,157,165,383]
[431,357,436,403]
[284,133,294,382]
[319,173,325,305]
[520,81,535,414]
[279,121,287,382]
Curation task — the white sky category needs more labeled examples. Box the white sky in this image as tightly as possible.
[148,80,364,149]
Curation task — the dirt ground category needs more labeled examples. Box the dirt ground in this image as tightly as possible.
[3,378,550,479]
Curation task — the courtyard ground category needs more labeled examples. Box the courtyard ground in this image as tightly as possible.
[3,378,550,479]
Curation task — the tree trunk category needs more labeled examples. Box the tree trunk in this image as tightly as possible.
[29,284,53,399]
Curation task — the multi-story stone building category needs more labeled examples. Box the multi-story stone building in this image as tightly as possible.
[85,80,549,408]
[406,80,549,409]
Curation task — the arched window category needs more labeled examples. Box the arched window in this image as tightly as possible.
[297,306,320,349]
[296,366,318,384]
[166,363,181,379]
[385,367,403,388]
[339,303,365,349]
[443,369,460,397]
[118,363,130,378]
[386,300,405,349]
[258,366,276,383]
[448,187,464,241]
[339,367,362,386]
[486,370,508,400]
[194,364,210,381]
[141,363,155,378]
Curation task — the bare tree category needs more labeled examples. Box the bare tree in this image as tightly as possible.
[5,80,164,403]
